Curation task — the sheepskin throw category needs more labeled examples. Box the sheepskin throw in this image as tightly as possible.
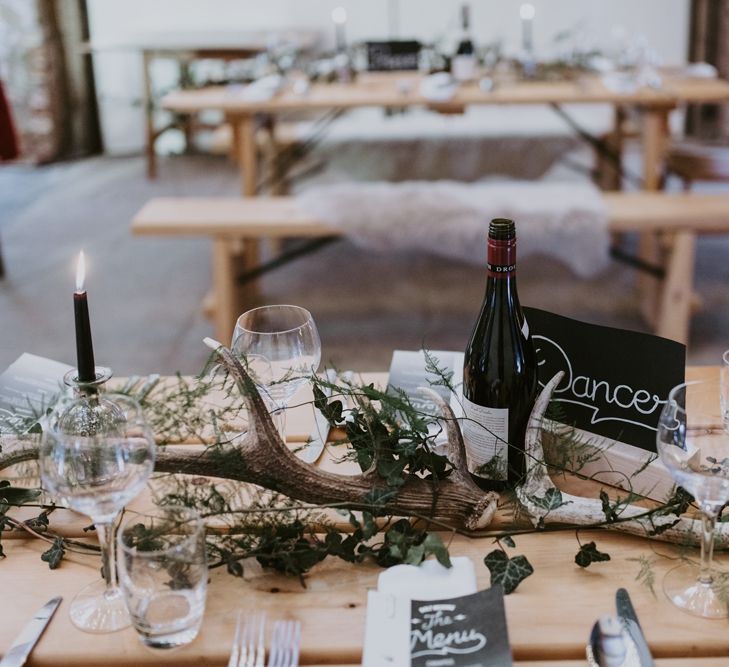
[297,181,610,277]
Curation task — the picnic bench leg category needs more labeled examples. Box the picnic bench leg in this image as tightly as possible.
[212,239,238,342]
[655,231,696,344]
[637,106,670,327]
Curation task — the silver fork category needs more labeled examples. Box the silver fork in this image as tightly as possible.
[267,620,301,667]
[228,612,266,667]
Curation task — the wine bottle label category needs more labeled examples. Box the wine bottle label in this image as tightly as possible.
[461,396,509,481]
[452,55,476,82]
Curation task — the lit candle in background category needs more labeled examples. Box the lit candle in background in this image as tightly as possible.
[73,251,96,382]
[332,6,347,52]
[520,3,535,54]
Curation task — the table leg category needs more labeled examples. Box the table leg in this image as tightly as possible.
[142,50,156,180]
[228,114,239,163]
[236,116,262,302]
[637,107,670,328]
[238,115,258,197]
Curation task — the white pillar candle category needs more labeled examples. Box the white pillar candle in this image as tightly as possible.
[520,3,535,54]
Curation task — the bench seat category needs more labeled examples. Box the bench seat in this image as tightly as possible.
[132,192,729,344]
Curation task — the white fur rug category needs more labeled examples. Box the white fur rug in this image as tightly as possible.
[297,181,610,278]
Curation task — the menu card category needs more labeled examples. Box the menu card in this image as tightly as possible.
[410,588,512,667]
[0,353,72,432]
[387,350,464,453]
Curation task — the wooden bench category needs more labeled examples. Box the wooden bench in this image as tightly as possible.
[132,193,729,344]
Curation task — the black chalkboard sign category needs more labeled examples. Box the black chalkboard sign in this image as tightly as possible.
[410,587,512,667]
[524,307,685,452]
[366,40,421,71]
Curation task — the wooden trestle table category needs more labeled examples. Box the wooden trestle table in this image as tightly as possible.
[161,71,729,197]
[1,366,727,665]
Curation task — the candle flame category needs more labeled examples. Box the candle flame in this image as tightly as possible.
[331,6,347,24]
[520,3,536,20]
[75,251,86,292]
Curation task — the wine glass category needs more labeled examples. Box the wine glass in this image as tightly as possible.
[40,394,156,632]
[656,379,729,618]
[232,305,321,437]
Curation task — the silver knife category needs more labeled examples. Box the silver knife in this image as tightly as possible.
[299,369,339,464]
[616,588,655,667]
[0,597,62,667]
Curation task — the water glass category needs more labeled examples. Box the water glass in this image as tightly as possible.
[118,506,207,649]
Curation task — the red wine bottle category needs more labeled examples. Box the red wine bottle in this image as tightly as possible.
[462,218,537,491]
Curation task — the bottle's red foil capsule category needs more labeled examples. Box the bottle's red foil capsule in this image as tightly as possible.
[487,237,517,278]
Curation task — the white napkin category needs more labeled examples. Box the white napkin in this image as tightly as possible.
[362,557,477,666]
[420,73,458,102]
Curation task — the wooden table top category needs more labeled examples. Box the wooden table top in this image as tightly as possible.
[1,366,727,665]
[161,71,729,114]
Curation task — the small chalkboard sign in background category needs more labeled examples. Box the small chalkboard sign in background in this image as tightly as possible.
[366,40,421,71]
[524,307,686,452]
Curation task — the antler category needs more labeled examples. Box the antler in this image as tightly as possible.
[152,341,497,531]
[517,372,729,547]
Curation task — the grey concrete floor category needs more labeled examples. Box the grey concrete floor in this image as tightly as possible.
[0,151,728,377]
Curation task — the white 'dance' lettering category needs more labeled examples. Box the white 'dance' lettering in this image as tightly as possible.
[533,335,665,431]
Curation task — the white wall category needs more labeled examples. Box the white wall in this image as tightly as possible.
[87,0,691,153]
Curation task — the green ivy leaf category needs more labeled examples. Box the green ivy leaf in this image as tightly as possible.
[376,458,406,487]
[313,385,344,424]
[528,488,570,511]
[575,541,611,568]
[40,537,65,570]
[483,550,534,594]
[501,535,516,548]
[422,533,451,568]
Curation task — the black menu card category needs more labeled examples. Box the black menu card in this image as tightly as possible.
[410,587,512,667]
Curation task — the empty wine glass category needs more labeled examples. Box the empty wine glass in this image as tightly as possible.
[232,305,321,437]
[40,394,156,632]
[656,379,729,618]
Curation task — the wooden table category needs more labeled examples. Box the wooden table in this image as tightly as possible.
[2,367,727,665]
[84,30,320,179]
[161,71,729,197]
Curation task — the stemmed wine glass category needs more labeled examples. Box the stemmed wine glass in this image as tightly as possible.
[232,305,321,437]
[656,378,729,618]
[40,393,156,632]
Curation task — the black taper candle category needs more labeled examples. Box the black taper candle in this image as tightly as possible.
[74,252,96,382]
[74,291,96,382]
